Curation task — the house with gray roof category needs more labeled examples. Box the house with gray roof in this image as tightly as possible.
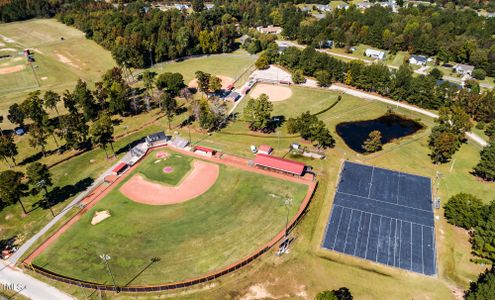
[454,64,475,76]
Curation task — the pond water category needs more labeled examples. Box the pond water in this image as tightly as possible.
[336,114,424,153]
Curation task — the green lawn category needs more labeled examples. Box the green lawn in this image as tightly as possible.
[0,18,116,127]
[34,150,308,284]
[138,150,193,185]
[146,49,257,88]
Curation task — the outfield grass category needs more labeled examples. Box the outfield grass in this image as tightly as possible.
[138,151,193,185]
[34,150,308,284]
[146,49,257,88]
[0,18,116,126]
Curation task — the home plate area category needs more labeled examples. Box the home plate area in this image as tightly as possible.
[322,161,436,276]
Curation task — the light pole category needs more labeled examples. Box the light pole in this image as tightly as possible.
[100,254,119,293]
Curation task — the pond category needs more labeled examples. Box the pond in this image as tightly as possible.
[336,114,424,153]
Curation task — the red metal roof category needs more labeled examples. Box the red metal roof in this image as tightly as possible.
[195,146,215,153]
[254,154,305,175]
[112,162,128,173]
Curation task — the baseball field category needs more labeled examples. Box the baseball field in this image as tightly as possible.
[32,149,309,285]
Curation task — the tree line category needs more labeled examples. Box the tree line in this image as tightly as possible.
[284,4,495,76]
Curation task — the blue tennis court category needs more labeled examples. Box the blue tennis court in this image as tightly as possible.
[322,161,436,275]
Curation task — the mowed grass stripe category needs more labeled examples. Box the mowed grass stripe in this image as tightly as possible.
[34,153,308,284]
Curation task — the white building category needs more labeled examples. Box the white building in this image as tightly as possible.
[174,4,189,10]
[409,55,428,66]
[364,49,386,60]
[454,64,475,76]
[315,4,331,12]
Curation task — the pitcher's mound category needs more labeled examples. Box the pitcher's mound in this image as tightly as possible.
[163,166,174,173]
[188,75,234,90]
[250,83,292,102]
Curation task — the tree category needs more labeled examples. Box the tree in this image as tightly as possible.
[73,80,97,121]
[192,0,204,12]
[156,72,185,97]
[474,141,495,181]
[362,130,383,153]
[315,287,353,300]
[292,69,306,84]
[28,124,48,156]
[485,121,495,140]
[315,70,332,87]
[60,112,89,150]
[160,92,178,130]
[195,71,211,96]
[0,170,28,215]
[444,193,484,229]
[429,68,443,80]
[141,71,156,111]
[208,76,222,94]
[107,81,129,116]
[428,128,460,163]
[43,90,61,118]
[243,94,273,132]
[472,69,487,80]
[255,53,270,70]
[287,111,335,149]
[465,267,495,300]
[0,134,18,167]
[7,103,26,128]
[89,114,115,159]
[26,162,54,216]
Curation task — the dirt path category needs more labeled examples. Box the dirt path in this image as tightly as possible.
[120,160,220,205]
[188,75,234,90]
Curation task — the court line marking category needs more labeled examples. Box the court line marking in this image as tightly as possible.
[332,207,345,250]
[364,213,373,259]
[368,166,375,198]
[375,216,382,262]
[352,211,363,256]
[336,191,434,214]
[409,222,413,271]
[333,205,435,229]
[342,209,354,253]
[421,225,425,274]
[387,217,393,266]
[398,220,403,269]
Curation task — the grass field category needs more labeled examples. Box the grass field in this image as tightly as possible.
[146,50,257,88]
[0,18,116,126]
[33,149,308,284]
[138,151,193,185]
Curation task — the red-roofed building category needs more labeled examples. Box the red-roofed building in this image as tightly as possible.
[195,146,216,157]
[254,154,306,176]
[112,162,128,175]
[258,145,273,155]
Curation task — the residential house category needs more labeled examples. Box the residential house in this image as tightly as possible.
[409,55,428,66]
[315,4,331,12]
[174,4,189,10]
[257,26,283,35]
[454,64,475,76]
[364,49,386,60]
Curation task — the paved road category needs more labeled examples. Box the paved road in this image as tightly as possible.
[0,261,74,300]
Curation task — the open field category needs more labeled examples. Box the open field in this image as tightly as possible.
[33,149,308,284]
[147,50,257,88]
[0,18,116,126]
